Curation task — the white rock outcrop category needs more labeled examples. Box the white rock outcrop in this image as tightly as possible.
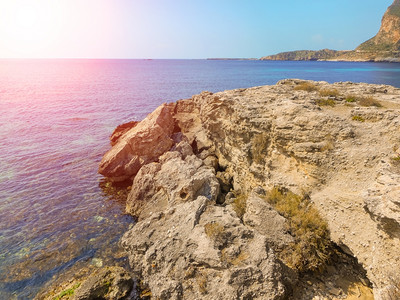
[100,79,400,299]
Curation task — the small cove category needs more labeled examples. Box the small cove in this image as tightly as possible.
[0,59,399,299]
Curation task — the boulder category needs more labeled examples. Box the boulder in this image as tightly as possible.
[243,194,294,250]
[126,141,220,219]
[99,103,176,182]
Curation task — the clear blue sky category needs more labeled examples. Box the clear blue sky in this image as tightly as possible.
[0,0,393,59]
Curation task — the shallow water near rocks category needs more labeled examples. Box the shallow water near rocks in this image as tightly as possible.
[0,59,399,299]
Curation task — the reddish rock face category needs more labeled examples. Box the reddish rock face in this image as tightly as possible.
[109,121,138,146]
[357,0,400,51]
[98,103,176,182]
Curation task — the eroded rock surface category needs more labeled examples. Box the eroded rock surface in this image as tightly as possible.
[99,79,400,299]
[121,197,292,300]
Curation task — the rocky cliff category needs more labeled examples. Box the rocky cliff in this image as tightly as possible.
[357,0,400,52]
[261,0,400,62]
[96,80,400,299]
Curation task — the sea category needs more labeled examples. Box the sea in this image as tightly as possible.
[0,59,400,299]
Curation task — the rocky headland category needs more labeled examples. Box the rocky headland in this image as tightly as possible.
[261,0,400,62]
[40,79,400,299]
[96,79,400,300]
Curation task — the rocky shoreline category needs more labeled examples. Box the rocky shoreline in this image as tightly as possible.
[40,79,400,299]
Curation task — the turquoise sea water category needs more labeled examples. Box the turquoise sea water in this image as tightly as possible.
[0,59,399,299]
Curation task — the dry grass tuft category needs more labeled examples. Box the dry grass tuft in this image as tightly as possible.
[232,194,248,219]
[294,82,319,92]
[319,88,340,98]
[251,133,269,164]
[315,98,336,107]
[358,96,382,107]
[204,222,225,240]
[266,187,332,272]
[230,251,249,266]
[196,273,208,294]
[221,249,249,266]
[385,274,400,300]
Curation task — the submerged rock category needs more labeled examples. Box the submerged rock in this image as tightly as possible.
[37,266,133,300]
[74,266,133,300]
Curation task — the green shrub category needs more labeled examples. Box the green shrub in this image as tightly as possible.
[352,115,365,122]
[315,98,336,107]
[319,88,340,98]
[345,95,357,102]
[391,155,400,167]
[265,187,332,272]
[294,82,319,92]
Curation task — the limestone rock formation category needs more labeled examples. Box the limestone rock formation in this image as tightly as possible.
[100,79,400,299]
[125,135,220,219]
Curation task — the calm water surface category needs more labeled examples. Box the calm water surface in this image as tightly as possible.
[0,59,399,299]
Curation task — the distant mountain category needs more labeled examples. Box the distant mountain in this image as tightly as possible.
[357,0,400,51]
[261,0,400,62]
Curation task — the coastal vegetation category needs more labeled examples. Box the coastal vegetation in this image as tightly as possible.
[294,82,319,92]
[232,193,248,219]
[319,88,340,98]
[358,96,382,107]
[345,95,357,103]
[251,133,269,164]
[53,283,80,300]
[204,222,225,241]
[352,115,366,122]
[315,98,336,107]
[345,94,382,107]
[265,187,332,272]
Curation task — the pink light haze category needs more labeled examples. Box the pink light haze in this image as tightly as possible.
[0,0,121,58]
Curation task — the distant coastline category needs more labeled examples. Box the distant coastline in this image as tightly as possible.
[261,0,400,63]
[206,58,258,60]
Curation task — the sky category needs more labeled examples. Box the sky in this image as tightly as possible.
[0,0,394,59]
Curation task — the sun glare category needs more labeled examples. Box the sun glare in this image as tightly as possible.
[0,0,64,57]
